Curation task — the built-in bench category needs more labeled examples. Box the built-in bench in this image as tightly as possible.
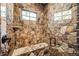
[12,43,48,56]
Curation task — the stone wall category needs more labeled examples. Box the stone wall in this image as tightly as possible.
[7,3,78,49]
[47,3,77,45]
[7,3,50,49]
[1,3,79,55]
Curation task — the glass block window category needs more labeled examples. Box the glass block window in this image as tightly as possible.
[54,10,72,21]
[22,10,37,21]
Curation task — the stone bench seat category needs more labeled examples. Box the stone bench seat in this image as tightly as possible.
[12,43,48,56]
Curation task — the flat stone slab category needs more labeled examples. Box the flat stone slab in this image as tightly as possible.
[12,43,48,56]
